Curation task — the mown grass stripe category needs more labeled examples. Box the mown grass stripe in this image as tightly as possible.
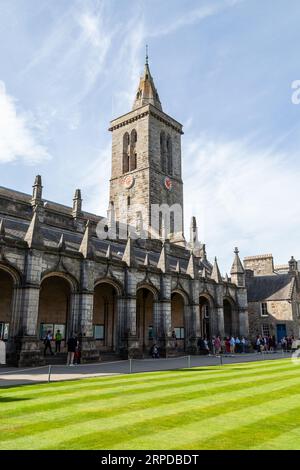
[1,360,294,406]
[2,370,299,441]
[1,358,291,397]
[191,406,300,450]
[108,392,300,450]
[0,363,295,420]
[40,377,300,450]
[252,426,300,450]
[1,370,300,449]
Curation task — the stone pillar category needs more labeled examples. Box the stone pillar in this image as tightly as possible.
[78,260,98,362]
[157,299,172,356]
[122,269,140,358]
[239,308,249,337]
[186,303,199,354]
[152,300,160,341]
[5,285,22,365]
[216,306,225,338]
[16,249,43,366]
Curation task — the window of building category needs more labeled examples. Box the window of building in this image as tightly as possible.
[166,135,173,175]
[130,130,137,171]
[160,131,166,172]
[261,303,268,317]
[174,327,185,339]
[262,323,270,337]
[40,323,66,340]
[94,325,105,340]
[127,196,131,206]
[123,133,130,173]
[0,322,9,340]
[170,211,174,235]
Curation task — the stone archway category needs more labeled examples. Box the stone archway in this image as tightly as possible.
[38,275,72,351]
[136,287,155,354]
[0,269,14,341]
[199,295,213,339]
[93,282,118,352]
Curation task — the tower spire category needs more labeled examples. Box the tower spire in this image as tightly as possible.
[132,55,162,111]
[145,44,148,65]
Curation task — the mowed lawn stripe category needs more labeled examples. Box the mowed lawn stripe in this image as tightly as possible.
[193,406,300,450]
[45,379,300,450]
[1,358,291,398]
[0,363,295,420]
[108,392,300,450]
[1,370,299,441]
[1,369,300,449]
[252,426,300,450]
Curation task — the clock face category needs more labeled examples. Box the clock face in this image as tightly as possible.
[123,174,135,189]
[164,176,172,191]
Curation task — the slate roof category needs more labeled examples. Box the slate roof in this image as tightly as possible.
[246,274,295,302]
[0,214,212,275]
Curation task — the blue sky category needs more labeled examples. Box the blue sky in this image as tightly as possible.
[0,0,300,273]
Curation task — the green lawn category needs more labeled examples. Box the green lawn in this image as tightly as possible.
[1,358,300,450]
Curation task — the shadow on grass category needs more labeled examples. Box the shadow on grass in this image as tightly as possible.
[0,396,31,402]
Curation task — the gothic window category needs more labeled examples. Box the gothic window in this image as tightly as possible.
[166,135,173,175]
[123,132,130,173]
[160,131,166,172]
[130,129,137,171]
[170,211,174,235]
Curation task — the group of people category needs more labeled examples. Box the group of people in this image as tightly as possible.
[197,335,250,355]
[43,330,81,366]
[279,335,300,352]
[254,335,277,352]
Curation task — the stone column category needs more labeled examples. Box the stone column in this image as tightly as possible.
[17,249,43,366]
[216,306,225,338]
[5,285,22,365]
[186,303,199,354]
[123,269,140,358]
[78,260,98,362]
[239,308,249,337]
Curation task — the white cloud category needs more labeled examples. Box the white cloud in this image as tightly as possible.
[183,134,300,272]
[79,142,111,215]
[149,0,243,37]
[0,81,50,164]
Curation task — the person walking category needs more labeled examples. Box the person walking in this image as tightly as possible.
[44,330,54,357]
[151,344,159,359]
[67,334,77,366]
[214,336,221,354]
[55,329,62,354]
[230,336,235,354]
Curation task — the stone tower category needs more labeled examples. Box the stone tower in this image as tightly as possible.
[108,54,185,244]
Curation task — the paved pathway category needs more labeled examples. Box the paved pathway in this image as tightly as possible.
[0,352,291,388]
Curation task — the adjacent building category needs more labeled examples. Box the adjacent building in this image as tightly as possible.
[245,254,300,341]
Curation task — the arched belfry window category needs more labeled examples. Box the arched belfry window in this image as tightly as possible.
[160,131,166,173]
[130,129,137,171]
[166,135,173,175]
[123,132,130,174]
